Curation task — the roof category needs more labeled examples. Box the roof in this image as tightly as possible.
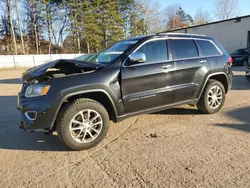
[125,35,155,40]
[126,33,209,41]
[157,32,206,37]
[167,15,250,32]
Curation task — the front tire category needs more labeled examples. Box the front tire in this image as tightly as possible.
[57,99,109,150]
[197,79,225,114]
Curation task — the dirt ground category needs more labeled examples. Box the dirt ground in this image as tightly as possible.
[0,66,250,188]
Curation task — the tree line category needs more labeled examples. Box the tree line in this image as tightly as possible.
[0,0,238,55]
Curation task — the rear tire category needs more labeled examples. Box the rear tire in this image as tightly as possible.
[57,98,109,150]
[197,79,225,114]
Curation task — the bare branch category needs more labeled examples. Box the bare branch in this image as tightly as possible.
[194,7,211,25]
[214,0,238,20]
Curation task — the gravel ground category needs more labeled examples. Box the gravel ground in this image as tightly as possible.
[0,66,250,188]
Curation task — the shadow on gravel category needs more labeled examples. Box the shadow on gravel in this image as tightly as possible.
[216,106,250,133]
[231,75,250,90]
[0,78,22,84]
[231,65,248,72]
[231,66,250,90]
[0,95,68,151]
[153,107,202,115]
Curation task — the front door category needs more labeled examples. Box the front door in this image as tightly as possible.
[121,39,175,113]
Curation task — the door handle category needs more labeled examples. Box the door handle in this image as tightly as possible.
[162,64,172,69]
[200,60,207,64]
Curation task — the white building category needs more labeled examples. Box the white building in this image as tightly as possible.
[169,15,250,53]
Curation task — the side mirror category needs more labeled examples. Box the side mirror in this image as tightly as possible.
[129,52,146,64]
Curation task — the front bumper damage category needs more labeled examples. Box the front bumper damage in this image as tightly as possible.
[17,92,55,133]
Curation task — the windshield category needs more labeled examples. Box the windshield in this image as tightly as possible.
[75,54,97,61]
[231,49,249,55]
[79,40,138,65]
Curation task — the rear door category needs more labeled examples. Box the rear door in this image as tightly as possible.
[121,38,175,113]
[169,38,210,102]
[195,39,223,92]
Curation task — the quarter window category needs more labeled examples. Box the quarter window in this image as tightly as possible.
[171,39,198,59]
[196,40,221,56]
[135,40,168,64]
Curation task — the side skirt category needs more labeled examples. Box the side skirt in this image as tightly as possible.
[116,99,199,122]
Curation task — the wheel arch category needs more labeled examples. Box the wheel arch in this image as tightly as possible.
[198,72,229,100]
[209,74,229,93]
[50,89,118,129]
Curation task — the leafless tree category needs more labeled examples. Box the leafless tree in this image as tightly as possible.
[33,7,39,54]
[6,0,17,55]
[132,0,163,35]
[50,3,70,50]
[28,1,40,54]
[42,0,52,54]
[56,9,69,48]
[15,0,25,54]
[146,2,164,34]
[164,4,180,20]
[214,0,238,20]
[194,8,211,25]
[162,4,184,30]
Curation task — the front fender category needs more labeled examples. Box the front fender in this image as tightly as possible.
[49,88,120,129]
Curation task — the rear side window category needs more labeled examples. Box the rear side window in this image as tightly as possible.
[136,40,168,64]
[171,39,198,59]
[196,40,221,56]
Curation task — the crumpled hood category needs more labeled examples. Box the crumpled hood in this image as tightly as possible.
[21,59,104,82]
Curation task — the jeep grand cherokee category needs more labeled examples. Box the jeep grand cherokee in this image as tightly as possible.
[18,33,233,150]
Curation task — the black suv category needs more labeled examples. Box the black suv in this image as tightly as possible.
[18,33,233,150]
[231,48,250,66]
[247,55,250,82]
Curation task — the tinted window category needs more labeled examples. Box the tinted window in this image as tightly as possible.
[135,40,168,64]
[231,49,249,55]
[196,40,220,56]
[171,39,198,59]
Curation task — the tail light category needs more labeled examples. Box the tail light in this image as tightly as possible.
[228,57,233,66]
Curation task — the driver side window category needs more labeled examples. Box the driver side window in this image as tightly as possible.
[135,39,168,64]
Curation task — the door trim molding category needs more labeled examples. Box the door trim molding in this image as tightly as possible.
[123,83,198,101]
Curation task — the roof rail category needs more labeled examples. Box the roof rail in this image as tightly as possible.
[156,32,206,37]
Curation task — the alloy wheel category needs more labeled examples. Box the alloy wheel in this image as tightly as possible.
[207,86,223,109]
[69,109,103,143]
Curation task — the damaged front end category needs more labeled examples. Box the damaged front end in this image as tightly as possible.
[21,59,103,83]
[18,59,104,132]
